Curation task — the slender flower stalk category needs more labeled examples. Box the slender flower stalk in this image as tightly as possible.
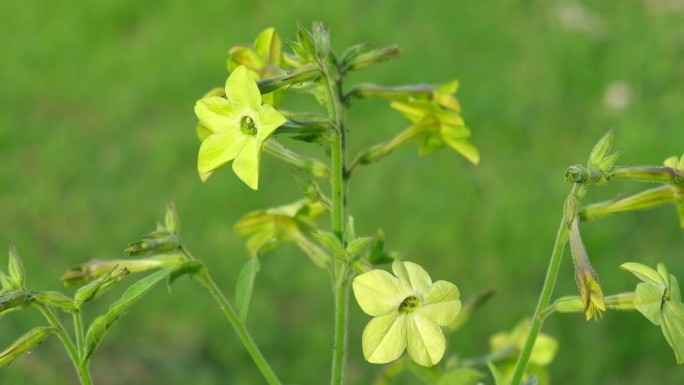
[579,185,681,222]
[180,247,282,385]
[542,292,636,319]
[35,305,93,385]
[609,165,684,185]
[509,185,579,385]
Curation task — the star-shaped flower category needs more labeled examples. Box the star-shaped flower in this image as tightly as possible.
[390,99,479,164]
[352,260,461,366]
[195,65,287,189]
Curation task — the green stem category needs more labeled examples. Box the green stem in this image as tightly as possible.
[36,305,92,385]
[182,247,281,385]
[610,165,684,185]
[320,58,350,385]
[73,311,85,356]
[509,196,573,385]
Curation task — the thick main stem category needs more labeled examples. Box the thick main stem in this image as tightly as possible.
[509,212,570,384]
[321,62,350,385]
[37,305,93,385]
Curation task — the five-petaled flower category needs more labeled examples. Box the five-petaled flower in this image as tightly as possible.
[195,65,287,189]
[352,260,461,366]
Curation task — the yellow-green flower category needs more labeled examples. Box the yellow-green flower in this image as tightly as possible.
[352,260,461,366]
[622,262,684,364]
[195,65,287,189]
[390,98,479,164]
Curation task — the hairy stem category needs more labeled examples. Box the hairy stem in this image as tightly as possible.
[320,59,350,385]
[182,247,281,385]
[36,305,92,385]
[509,188,577,384]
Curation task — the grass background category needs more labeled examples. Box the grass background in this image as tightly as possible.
[1,0,683,384]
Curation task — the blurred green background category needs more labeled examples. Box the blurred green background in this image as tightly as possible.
[1,0,683,384]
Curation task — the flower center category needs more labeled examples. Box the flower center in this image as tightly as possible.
[240,116,257,135]
[398,295,420,314]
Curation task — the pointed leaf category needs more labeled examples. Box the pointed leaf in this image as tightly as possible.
[235,257,260,323]
[8,245,25,288]
[0,326,55,367]
[488,362,505,385]
[84,267,178,360]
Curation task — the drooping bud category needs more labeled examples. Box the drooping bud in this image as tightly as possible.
[568,219,605,320]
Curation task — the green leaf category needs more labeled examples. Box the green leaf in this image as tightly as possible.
[84,267,177,360]
[235,257,260,323]
[488,362,505,385]
[75,267,129,306]
[436,368,484,385]
[0,326,55,367]
[8,245,25,288]
[33,291,77,313]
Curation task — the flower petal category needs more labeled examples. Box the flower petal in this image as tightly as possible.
[405,312,446,366]
[621,262,665,287]
[634,282,665,326]
[362,313,407,364]
[392,261,432,295]
[418,280,461,326]
[225,65,261,114]
[194,97,240,133]
[232,138,261,190]
[662,300,684,364]
[255,104,287,142]
[353,269,407,316]
[197,131,247,174]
